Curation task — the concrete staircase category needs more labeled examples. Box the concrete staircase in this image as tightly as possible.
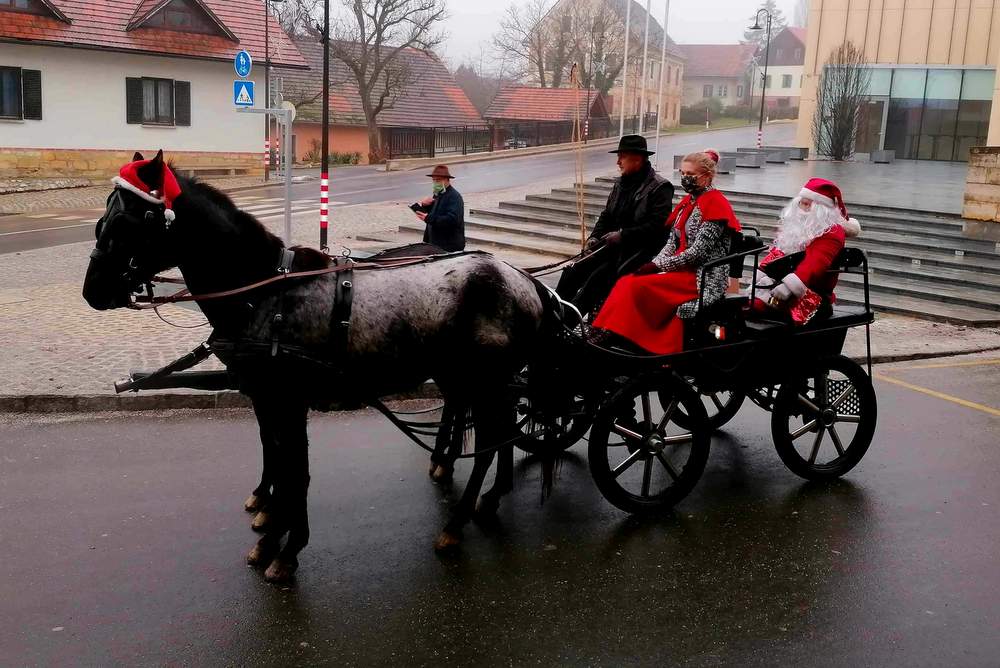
[397,176,1000,326]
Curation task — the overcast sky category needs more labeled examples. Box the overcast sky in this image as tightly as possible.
[439,0,802,70]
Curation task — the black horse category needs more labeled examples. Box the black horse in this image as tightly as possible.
[83,150,548,582]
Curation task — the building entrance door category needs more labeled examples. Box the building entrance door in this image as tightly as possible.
[856,97,888,153]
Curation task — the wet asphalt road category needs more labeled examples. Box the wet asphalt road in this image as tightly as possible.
[1,353,998,666]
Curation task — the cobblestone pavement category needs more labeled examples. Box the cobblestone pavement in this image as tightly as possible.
[0,175,267,214]
[0,177,93,195]
[1,179,998,405]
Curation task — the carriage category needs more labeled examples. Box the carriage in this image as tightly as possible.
[116,236,877,517]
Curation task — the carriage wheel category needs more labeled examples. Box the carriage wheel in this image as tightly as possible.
[662,386,746,431]
[514,392,594,454]
[771,356,877,481]
[590,373,711,514]
[747,384,780,411]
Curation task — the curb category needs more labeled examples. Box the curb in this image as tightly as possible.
[4,345,998,414]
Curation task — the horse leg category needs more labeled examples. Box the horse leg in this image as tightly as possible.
[429,402,457,483]
[264,401,310,583]
[476,392,518,517]
[247,396,276,532]
[434,395,501,552]
[246,395,289,570]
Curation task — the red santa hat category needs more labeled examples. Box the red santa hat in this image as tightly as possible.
[111,152,181,222]
[798,177,848,219]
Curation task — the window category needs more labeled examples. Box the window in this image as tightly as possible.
[703,84,713,98]
[782,74,793,88]
[765,75,772,89]
[776,48,783,59]
[142,0,220,35]
[718,84,728,97]
[0,0,48,15]
[0,66,42,120]
[125,77,190,126]
[794,48,803,61]
[737,84,744,98]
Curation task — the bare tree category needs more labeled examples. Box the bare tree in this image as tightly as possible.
[329,0,447,163]
[492,0,551,86]
[811,41,871,160]
[272,0,323,37]
[743,0,788,50]
[566,4,626,97]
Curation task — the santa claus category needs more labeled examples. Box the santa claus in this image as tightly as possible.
[752,178,861,324]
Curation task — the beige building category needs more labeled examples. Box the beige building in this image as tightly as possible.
[797,0,999,161]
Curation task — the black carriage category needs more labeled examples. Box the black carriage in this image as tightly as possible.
[115,241,877,517]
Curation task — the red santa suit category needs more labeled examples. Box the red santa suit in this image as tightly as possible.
[592,188,740,354]
[753,178,861,324]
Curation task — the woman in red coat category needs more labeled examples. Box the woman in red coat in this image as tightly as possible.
[752,178,861,324]
[591,150,741,355]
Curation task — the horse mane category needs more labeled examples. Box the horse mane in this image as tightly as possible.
[174,170,331,271]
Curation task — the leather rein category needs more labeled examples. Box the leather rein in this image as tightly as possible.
[129,254,443,310]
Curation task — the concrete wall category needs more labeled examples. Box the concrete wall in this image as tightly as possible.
[292,122,370,164]
[796,0,1000,148]
[0,43,265,177]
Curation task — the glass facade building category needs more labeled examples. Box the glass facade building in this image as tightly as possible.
[853,67,994,162]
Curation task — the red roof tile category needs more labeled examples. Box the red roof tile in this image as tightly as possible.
[786,26,807,44]
[0,0,306,67]
[483,86,610,122]
[675,44,757,78]
[281,39,482,128]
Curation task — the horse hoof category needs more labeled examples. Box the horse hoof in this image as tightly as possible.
[251,511,271,533]
[264,557,297,583]
[431,465,453,484]
[244,494,265,513]
[246,541,275,567]
[433,530,461,553]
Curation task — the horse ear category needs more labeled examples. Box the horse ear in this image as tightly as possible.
[151,149,164,166]
[132,151,144,162]
[136,149,164,190]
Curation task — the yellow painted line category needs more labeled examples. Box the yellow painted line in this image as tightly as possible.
[874,373,1000,417]
[889,358,1000,371]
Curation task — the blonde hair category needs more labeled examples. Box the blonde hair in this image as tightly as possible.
[682,148,719,182]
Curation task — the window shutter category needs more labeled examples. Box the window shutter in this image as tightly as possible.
[21,70,42,120]
[126,77,144,124]
[174,80,191,126]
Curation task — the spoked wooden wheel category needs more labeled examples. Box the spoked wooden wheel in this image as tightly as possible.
[663,386,746,431]
[590,373,711,513]
[771,356,877,480]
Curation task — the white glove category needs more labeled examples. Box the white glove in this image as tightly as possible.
[770,282,792,302]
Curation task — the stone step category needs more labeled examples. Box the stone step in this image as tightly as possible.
[476,203,1000,269]
[398,223,577,257]
[834,285,1000,326]
[544,190,973,240]
[464,215,1000,309]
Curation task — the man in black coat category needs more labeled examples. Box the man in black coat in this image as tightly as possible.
[556,134,674,315]
[411,164,465,252]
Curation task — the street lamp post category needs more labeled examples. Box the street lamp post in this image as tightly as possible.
[749,8,772,148]
[319,0,330,251]
[263,0,285,182]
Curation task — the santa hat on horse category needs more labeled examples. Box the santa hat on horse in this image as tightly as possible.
[797,177,860,237]
[112,150,181,222]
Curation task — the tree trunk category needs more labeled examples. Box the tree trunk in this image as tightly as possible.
[366,119,384,164]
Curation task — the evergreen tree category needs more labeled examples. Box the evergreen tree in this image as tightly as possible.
[743,0,788,50]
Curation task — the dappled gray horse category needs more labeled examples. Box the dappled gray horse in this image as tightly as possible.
[82,151,546,582]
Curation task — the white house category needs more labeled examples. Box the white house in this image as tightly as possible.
[0,0,305,179]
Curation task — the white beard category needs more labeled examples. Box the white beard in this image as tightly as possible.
[773,197,842,254]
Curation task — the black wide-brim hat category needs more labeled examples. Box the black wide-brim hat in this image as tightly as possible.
[609,134,654,156]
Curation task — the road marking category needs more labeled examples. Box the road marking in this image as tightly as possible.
[875,372,1000,417]
[54,215,85,221]
[0,222,92,236]
[889,358,1000,371]
[328,185,401,197]
[26,213,59,219]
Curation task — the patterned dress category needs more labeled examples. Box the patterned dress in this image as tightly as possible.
[592,188,740,354]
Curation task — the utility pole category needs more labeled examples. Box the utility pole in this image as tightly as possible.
[654,0,671,167]
[320,0,330,251]
[639,0,651,134]
[264,0,270,182]
[618,0,631,137]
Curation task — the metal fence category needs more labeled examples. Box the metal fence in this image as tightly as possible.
[382,114,655,160]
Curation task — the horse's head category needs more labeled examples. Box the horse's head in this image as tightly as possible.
[83,150,181,310]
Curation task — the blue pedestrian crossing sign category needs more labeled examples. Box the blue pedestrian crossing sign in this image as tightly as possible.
[234,80,255,107]
[234,50,252,78]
